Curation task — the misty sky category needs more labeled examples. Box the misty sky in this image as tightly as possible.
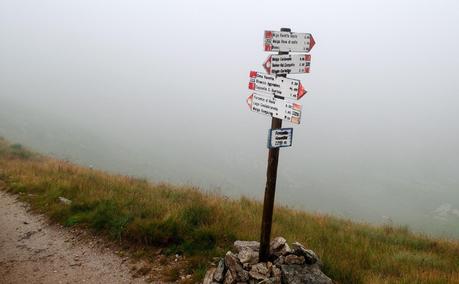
[1,0,459,237]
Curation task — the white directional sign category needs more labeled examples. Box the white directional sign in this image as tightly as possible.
[246,92,302,124]
[263,54,311,75]
[264,31,315,53]
[249,71,306,100]
[268,128,293,148]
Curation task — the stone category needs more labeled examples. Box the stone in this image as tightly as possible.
[303,250,320,266]
[238,247,259,264]
[234,240,260,252]
[58,197,72,205]
[249,271,268,281]
[284,254,305,265]
[257,278,279,284]
[269,237,290,257]
[252,263,269,275]
[249,263,270,280]
[271,266,281,279]
[269,237,286,252]
[266,262,273,274]
[280,243,292,256]
[291,242,304,252]
[223,270,235,284]
[203,267,216,284]
[225,251,249,282]
[273,255,284,266]
[291,242,319,265]
[211,238,331,284]
[281,265,332,284]
[214,258,226,282]
[239,270,250,282]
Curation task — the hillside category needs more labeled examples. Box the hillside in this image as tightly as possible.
[0,137,458,283]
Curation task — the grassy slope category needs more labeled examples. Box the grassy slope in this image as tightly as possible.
[0,137,458,283]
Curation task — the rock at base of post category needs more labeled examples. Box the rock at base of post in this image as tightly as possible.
[203,237,332,284]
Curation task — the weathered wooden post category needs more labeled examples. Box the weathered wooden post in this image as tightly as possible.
[245,27,315,262]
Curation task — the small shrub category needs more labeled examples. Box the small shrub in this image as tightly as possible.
[137,218,184,246]
[70,201,98,213]
[90,200,132,239]
[9,143,33,159]
[10,143,23,150]
[65,212,91,226]
[186,228,217,253]
[9,181,27,193]
[187,257,209,282]
[182,203,213,227]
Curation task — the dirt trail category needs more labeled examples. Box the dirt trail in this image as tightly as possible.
[0,191,147,284]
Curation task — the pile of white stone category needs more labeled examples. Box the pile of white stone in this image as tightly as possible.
[203,237,332,284]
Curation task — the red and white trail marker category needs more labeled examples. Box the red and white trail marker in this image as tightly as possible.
[264,30,315,53]
[263,54,311,75]
[249,71,306,100]
[246,92,302,124]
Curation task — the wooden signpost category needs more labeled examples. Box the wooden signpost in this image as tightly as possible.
[246,28,315,262]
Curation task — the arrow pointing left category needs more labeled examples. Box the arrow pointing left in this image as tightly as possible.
[263,54,311,75]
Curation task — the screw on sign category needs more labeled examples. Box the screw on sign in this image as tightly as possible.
[245,28,315,262]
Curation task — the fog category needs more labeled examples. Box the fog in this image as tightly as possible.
[1,0,459,238]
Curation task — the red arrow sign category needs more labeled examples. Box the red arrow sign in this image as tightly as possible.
[246,94,254,109]
[249,71,307,100]
[264,30,315,53]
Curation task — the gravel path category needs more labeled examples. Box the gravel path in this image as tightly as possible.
[0,191,147,284]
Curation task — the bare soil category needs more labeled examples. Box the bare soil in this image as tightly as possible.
[0,190,148,284]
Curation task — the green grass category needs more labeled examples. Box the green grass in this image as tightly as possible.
[0,137,458,283]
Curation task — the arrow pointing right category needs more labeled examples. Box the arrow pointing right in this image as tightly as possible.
[248,71,307,100]
[298,82,307,100]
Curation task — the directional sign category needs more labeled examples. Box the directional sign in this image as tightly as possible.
[249,71,306,100]
[268,128,293,148]
[263,54,311,75]
[264,31,315,53]
[246,92,302,124]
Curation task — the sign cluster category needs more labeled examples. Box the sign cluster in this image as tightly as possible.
[246,29,315,148]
